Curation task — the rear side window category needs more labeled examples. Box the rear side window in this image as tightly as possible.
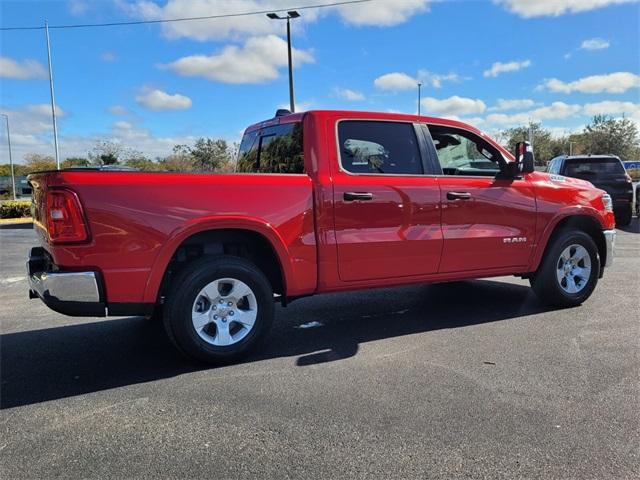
[338,121,422,175]
[564,158,625,176]
[237,122,304,174]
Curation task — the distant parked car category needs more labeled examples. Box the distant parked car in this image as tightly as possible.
[548,155,634,226]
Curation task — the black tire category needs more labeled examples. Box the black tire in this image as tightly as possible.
[530,230,600,308]
[616,207,632,227]
[163,256,274,364]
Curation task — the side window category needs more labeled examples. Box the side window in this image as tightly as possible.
[428,125,501,176]
[237,122,304,173]
[338,121,423,175]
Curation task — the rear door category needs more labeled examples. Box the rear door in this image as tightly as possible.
[426,124,537,273]
[332,120,443,282]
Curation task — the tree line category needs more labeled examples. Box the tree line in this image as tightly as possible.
[497,115,640,166]
[1,115,639,178]
[0,137,238,177]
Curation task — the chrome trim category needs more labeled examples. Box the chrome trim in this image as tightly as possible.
[28,270,100,303]
[603,229,616,268]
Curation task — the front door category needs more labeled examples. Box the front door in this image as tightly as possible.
[427,124,536,273]
[332,120,443,282]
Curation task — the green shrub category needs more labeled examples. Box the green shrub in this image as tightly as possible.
[0,200,32,219]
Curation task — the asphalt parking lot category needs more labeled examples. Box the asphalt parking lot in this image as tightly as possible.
[1,221,638,479]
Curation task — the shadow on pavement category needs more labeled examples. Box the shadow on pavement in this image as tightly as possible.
[1,279,552,409]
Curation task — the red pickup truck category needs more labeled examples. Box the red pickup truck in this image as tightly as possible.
[27,110,616,363]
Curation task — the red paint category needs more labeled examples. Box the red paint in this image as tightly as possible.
[28,111,614,310]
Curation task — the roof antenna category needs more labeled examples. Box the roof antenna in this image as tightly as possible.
[275,108,292,117]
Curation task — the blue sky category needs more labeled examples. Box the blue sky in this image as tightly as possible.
[1,0,639,163]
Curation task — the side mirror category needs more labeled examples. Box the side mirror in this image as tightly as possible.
[515,141,535,174]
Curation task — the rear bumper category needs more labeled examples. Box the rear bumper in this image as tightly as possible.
[27,247,106,317]
[603,229,615,268]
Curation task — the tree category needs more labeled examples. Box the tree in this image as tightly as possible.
[89,140,122,165]
[23,154,57,173]
[159,145,197,172]
[61,157,90,169]
[571,115,640,159]
[498,123,568,166]
[190,138,233,171]
[124,154,157,171]
[0,164,14,176]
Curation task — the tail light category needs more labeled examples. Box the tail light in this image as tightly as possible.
[46,189,89,243]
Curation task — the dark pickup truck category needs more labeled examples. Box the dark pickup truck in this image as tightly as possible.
[547,154,634,225]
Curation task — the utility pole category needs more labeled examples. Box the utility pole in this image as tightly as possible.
[1,114,17,200]
[45,20,60,169]
[266,11,300,113]
[417,83,422,116]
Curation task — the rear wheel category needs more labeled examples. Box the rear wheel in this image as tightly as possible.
[530,230,600,307]
[164,256,274,364]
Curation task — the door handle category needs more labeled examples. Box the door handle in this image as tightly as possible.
[447,191,471,200]
[344,192,373,201]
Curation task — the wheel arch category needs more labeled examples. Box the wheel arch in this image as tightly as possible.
[143,217,292,304]
[530,213,607,275]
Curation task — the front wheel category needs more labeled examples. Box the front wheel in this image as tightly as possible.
[163,256,274,364]
[530,230,600,307]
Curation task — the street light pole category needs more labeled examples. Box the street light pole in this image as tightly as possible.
[417,83,422,116]
[267,11,300,113]
[1,114,17,200]
[45,20,60,170]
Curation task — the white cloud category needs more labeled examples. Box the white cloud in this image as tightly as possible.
[483,59,531,78]
[0,104,66,139]
[421,96,486,116]
[541,72,640,93]
[135,89,192,111]
[495,0,639,18]
[67,0,89,16]
[374,72,418,91]
[418,70,464,88]
[580,38,610,50]
[485,102,582,126]
[582,101,640,123]
[124,0,430,42]
[489,99,538,111]
[374,69,463,91]
[335,0,429,26]
[0,57,47,80]
[108,105,128,115]
[163,35,313,84]
[334,88,365,101]
[100,52,117,62]
[0,104,205,163]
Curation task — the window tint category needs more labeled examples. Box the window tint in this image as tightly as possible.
[564,158,625,176]
[338,121,422,175]
[429,126,500,176]
[237,122,304,173]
